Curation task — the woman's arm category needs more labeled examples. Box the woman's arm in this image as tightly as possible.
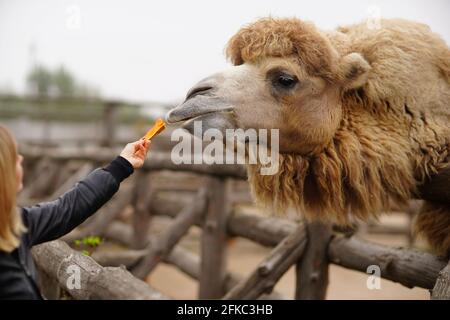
[22,156,133,246]
[21,139,149,247]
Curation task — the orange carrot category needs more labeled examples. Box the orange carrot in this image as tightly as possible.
[143,118,166,140]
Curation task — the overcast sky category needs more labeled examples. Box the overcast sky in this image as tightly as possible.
[1,0,449,103]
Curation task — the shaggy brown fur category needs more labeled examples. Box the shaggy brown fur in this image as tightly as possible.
[228,18,450,254]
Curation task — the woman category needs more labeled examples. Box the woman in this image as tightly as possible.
[0,125,150,299]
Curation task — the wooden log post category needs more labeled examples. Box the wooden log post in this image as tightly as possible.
[36,264,61,300]
[132,188,208,279]
[131,172,154,249]
[32,240,168,300]
[101,102,118,147]
[406,200,422,246]
[295,221,332,300]
[223,224,307,300]
[199,177,229,299]
[431,260,450,299]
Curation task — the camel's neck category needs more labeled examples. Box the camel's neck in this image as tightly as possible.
[246,91,450,224]
[246,121,417,225]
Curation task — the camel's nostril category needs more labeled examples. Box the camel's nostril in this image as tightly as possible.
[185,86,213,101]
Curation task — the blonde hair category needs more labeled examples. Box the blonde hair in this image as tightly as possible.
[0,126,26,252]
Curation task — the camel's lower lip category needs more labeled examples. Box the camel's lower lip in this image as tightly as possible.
[182,111,233,128]
[166,108,233,125]
[166,112,212,125]
[178,114,208,127]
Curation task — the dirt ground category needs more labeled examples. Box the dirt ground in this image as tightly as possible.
[145,213,430,300]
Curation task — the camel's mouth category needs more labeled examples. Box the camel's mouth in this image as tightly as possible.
[165,90,234,126]
[166,96,235,139]
[166,71,239,134]
[165,108,233,126]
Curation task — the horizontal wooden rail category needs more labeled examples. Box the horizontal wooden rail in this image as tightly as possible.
[149,193,296,247]
[224,224,307,300]
[32,240,169,300]
[150,195,447,290]
[328,235,448,289]
[91,221,287,299]
[228,210,297,247]
[54,191,449,294]
[156,201,447,291]
[132,188,208,279]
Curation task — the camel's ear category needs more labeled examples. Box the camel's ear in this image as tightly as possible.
[337,53,371,90]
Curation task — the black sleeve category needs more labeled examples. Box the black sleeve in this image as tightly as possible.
[22,156,134,246]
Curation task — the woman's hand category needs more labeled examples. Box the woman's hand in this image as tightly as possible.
[120,139,151,169]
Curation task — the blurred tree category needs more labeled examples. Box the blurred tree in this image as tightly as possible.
[27,65,52,96]
[53,66,76,97]
[25,64,100,99]
[76,84,101,99]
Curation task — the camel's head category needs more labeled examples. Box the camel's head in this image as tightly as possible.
[167,18,371,155]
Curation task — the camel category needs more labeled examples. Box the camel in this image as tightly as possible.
[166,18,450,255]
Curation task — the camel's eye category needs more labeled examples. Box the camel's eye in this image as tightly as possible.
[269,70,298,91]
[277,74,297,88]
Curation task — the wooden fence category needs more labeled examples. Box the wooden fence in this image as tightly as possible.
[21,146,450,300]
[0,94,172,148]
